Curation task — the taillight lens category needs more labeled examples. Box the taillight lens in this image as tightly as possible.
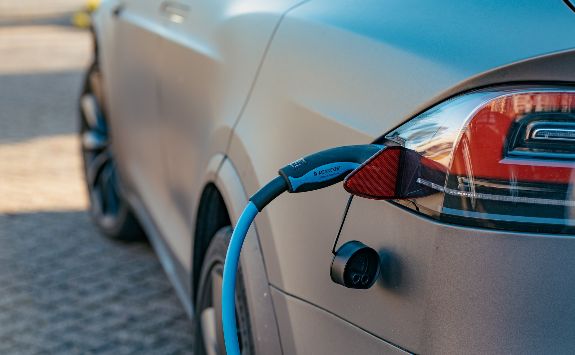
[345,87,575,233]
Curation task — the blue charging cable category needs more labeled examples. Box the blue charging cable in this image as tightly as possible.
[222,201,259,354]
[221,145,384,355]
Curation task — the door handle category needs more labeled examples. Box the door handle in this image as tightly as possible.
[160,1,190,23]
[112,3,124,17]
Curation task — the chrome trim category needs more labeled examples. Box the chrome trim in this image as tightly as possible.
[417,177,575,207]
[531,127,575,142]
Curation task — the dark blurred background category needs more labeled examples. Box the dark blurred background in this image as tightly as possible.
[0,1,193,353]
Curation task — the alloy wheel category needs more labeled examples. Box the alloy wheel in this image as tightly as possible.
[80,70,122,229]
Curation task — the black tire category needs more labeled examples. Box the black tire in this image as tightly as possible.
[79,62,144,241]
[194,227,255,355]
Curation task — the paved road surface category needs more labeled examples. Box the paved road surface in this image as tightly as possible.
[0,4,194,354]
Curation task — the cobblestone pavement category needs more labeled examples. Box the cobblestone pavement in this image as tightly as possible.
[0,4,194,354]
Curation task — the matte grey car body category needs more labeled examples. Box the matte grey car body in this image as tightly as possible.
[90,0,575,353]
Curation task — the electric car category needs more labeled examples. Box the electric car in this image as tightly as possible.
[82,0,575,353]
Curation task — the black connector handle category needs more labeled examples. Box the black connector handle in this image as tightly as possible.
[250,176,288,211]
[278,144,383,193]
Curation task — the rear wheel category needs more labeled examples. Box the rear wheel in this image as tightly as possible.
[195,227,255,355]
[79,63,144,241]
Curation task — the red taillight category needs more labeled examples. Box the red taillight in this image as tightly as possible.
[344,87,575,233]
[450,92,575,183]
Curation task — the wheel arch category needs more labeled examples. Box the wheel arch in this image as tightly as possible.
[192,155,283,354]
[192,183,231,300]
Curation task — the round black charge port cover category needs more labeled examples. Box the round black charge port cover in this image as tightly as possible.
[330,240,380,289]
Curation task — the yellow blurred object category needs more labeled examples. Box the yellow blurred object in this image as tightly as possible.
[71,11,92,29]
[71,0,100,28]
[87,0,101,13]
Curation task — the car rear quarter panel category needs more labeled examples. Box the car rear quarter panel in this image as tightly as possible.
[229,0,575,352]
[341,198,575,354]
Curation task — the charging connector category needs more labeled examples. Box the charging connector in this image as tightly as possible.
[222,144,384,355]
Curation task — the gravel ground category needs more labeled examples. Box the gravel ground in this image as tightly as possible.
[0,5,194,355]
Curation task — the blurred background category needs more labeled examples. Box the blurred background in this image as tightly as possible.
[0,1,193,353]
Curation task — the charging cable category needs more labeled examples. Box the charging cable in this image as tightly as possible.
[222,144,383,355]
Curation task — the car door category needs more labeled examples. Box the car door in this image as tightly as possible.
[153,0,305,276]
[100,0,171,236]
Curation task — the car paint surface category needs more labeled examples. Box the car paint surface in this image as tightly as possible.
[93,0,575,353]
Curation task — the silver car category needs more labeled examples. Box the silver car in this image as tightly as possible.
[82,0,575,353]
